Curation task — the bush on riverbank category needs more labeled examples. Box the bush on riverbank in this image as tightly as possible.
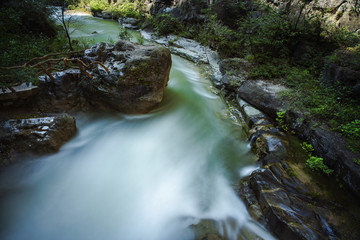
[0,0,77,90]
[74,0,146,18]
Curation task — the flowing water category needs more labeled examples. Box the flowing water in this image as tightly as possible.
[0,13,275,240]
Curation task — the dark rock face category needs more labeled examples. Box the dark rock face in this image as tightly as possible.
[35,41,172,114]
[322,51,360,98]
[119,17,139,29]
[36,69,86,113]
[0,114,76,167]
[234,77,360,197]
[146,0,208,22]
[101,10,113,19]
[214,59,360,239]
[286,111,360,197]
[239,167,339,240]
[235,99,360,240]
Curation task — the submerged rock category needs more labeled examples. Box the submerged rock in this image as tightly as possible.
[0,114,76,167]
[35,41,172,114]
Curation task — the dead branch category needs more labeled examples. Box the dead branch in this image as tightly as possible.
[0,50,84,70]
[1,51,110,93]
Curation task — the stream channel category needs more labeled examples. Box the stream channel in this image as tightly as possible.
[0,13,276,240]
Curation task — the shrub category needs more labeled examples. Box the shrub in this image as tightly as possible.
[89,0,107,12]
[118,28,131,41]
[339,120,360,139]
[306,156,334,175]
[197,15,244,57]
[153,14,185,36]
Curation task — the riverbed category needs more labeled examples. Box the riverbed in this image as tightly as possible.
[0,13,275,240]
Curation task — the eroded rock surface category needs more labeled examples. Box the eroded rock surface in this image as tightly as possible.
[35,41,172,114]
[0,114,76,167]
[234,97,360,240]
[213,58,360,239]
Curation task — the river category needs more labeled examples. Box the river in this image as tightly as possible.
[0,13,275,240]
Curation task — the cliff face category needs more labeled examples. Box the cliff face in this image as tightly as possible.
[268,0,360,32]
[146,0,360,31]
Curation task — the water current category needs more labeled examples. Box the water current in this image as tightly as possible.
[0,13,275,240]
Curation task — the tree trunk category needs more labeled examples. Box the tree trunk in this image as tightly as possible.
[61,6,73,51]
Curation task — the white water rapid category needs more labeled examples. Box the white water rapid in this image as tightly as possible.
[0,13,275,240]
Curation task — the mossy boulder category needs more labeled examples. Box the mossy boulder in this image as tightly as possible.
[36,41,172,114]
[84,41,172,113]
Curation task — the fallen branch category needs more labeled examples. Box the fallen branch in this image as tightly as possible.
[0,50,84,70]
[0,51,110,94]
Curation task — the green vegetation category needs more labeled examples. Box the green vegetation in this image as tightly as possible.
[306,156,334,176]
[151,14,185,37]
[118,28,131,41]
[338,120,360,152]
[1,0,359,156]
[301,142,315,153]
[276,110,290,132]
[73,0,146,18]
[0,0,74,90]
[301,142,334,175]
[354,158,360,166]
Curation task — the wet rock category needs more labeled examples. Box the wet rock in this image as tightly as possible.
[93,11,102,18]
[219,58,253,77]
[190,219,222,240]
[237,80,288,119]
[35,41,172,114]
[289,117,360,197]
[85,41,172,113]
[0,83,39,108]
[120,17,139,29]
[252,133,287,159]
[36,69,86,113]
[234,77,360,196]
[217,74,244,97]
[140,31,214,64]
[0,114,76,167]
[101,11,112,19]
[239,167,338,240]
[238,179,266,224]
[237,99,265,129]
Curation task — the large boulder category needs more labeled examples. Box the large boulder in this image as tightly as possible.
[0,114,77,167]
[35,41,172,114]
[239,167,340,240]
[237,80,288,119]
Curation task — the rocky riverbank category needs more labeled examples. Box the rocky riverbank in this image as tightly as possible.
[217,60,360,239]
[0,40,171,167]
[139,31,360,239]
